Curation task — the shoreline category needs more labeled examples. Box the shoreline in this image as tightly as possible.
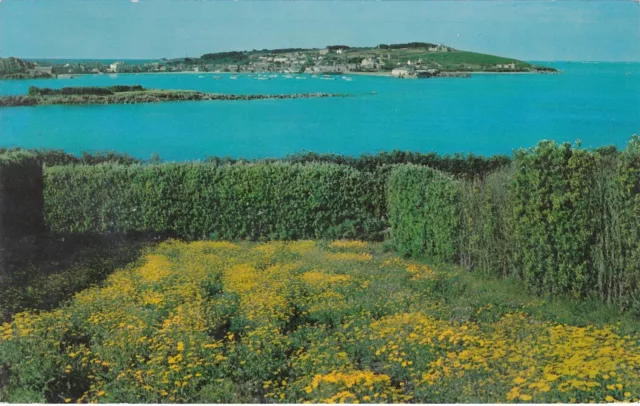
[1,69,555,81]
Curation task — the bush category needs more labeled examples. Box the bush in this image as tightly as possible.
[27,86,115,96]
[386,164,461,260]
[107,85,144,92]
[0,148,141,166]
[44,162,386,241]
[511,141,600,298]
[458,166,516,277]
[258,150,511,181]
[592,136,640,312]
[386,137,640,312]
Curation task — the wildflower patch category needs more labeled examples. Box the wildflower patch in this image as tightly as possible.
[0,240,639,403]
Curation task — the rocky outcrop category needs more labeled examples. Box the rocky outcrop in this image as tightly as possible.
[0,91,348,107]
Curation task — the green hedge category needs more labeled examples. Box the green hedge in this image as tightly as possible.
[512,141,601,298]
[458,166,516,278]
[0,151,45,242]
[0,151,45,280]
[386,164,461,260]
[44,162,386,241]
[592,137,640,310]
[387,137,640,312]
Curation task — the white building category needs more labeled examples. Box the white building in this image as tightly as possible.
[391,67,415,78]
[497,62,516,69]
[109,61,126,72]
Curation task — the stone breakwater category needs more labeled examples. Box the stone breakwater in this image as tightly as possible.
[0,91,348,107]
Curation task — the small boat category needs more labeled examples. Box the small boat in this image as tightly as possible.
[343,76,353,81]
[283,74,293,79]
[230,75,238,80]
[198,75,205,78]
[312,74,318,78]
[371,91,377,95]
[258,77,269,80]
[212,76,223,79]
[295,76,307,80]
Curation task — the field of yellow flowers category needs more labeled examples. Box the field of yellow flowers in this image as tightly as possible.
[1,240,640,403]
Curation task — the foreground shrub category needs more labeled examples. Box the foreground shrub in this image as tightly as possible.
[387,137,640,313]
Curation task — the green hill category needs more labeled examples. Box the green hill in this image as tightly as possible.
[169,42,556,73]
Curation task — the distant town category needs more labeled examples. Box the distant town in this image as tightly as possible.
[0,42,557,80]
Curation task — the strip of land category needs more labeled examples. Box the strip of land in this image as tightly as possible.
[0,86,348,107]
[0,42,557,80]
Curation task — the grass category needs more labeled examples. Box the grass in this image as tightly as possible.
[1,240,639,403]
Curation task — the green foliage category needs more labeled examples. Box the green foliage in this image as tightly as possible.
[0,149,39,166]
[273,150,511,181]
[458,166,516,277]
[44,162,386,241]
[511,141,600,298]
[386,137,640,313]
[420,51,530,69]
[0,150,44,244]
[0,147,141,166]
[107,85,144,92]
[386,164,461,260]
[0,234,152,322]
[27,86,116,96]
[592,135,640,312]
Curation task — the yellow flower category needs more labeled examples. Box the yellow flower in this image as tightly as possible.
[605,396,615,402]
[519,394,532,401]
[177,341,184,352]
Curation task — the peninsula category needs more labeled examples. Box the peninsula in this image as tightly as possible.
[1,42,557,80]
[0,86,347,107]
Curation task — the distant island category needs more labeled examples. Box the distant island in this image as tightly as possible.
[0,86,347,107]
[0,42,557,80]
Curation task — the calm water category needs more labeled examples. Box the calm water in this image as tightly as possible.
[1,62,638,161]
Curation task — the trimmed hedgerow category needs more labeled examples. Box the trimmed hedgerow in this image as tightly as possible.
[0,151,45,243]
[457,165,516,277]
[511,140,601,299]
[44,162,386,241]
[386,164,461,260]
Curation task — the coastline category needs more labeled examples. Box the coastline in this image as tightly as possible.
[1,69,553,81]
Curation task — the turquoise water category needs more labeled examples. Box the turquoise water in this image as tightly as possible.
[1,62,638,161]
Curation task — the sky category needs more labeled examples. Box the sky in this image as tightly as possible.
[0,0,639,62]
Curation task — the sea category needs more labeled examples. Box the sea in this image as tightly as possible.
[0,62,638,161]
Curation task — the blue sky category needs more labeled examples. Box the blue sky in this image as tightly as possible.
[1,0,639,61]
